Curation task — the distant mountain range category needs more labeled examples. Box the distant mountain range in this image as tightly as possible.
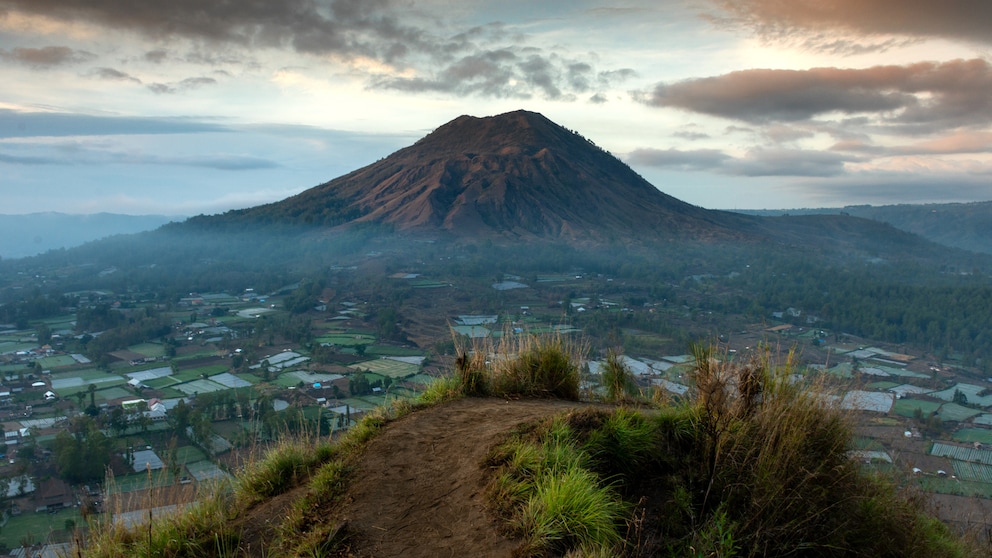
[736,203,992,255]
[0,213,178,259]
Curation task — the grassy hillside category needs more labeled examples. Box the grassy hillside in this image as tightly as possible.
[76,338,982,557]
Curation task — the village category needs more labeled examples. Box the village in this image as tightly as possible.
[1,265,992,553]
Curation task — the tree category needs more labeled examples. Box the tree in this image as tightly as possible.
[52,416,111,484]
[167,399,191,439]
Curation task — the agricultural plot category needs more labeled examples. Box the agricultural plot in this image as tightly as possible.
[866,381,901,391]
[952,461,992,483]
[953,428,992,445]
[210,372,253,388]
[186,460,230,482]
[126,367,173,382]
[144,376,180,389]
[97,387,133,401]
[316,333,376,346]
[0,341,37,354]
[892,398,942,418]
[350,358,419,379]
[36,355,78,368]
[931,442,992,465]
[287,370,343,384]
[0,508,82,548]
[973,414,992,426]
[184,364,230,377]
[840,390,894,413]
[128,342,166,358]
[367,345,424,357]
[174,379,228,395]
[51,374,126,390]
[937,403,982,422]
[932,384,992,407]
[917,477,992,498]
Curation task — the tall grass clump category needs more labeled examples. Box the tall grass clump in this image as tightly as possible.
[83,487,239,558]
[485,414,627,557]
[452,330,584,399]
[600,348,637,402]
[672,344,972,557]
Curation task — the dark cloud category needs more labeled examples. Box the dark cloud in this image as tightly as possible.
[0,109,227,137]
[638,59,992,131]
[588,93,608,104]
[0,0,620,101]
[0,45,95,68]
[88,67,142,83]
[628,146,857,177]
[144,49,168,63]
[0,0,432,63]
[710,0,992,49]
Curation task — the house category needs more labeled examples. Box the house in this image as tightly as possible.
[34,477,73,512]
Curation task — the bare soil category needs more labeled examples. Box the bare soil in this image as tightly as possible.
[334,397,597,557]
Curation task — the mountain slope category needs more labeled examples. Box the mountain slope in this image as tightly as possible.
[219,110,761,242]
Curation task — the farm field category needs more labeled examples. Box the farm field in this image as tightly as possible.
[350,358,419,379]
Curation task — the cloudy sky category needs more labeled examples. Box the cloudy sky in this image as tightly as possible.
[1,0,991,215]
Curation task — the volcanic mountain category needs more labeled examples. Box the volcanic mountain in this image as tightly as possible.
[224,110,761,242]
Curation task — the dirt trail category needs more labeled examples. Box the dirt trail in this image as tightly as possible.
[337,397,594,557]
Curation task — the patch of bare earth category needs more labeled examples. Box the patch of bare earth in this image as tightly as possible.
[333,397,597,557]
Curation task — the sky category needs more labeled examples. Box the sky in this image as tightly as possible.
[1,0,991,215]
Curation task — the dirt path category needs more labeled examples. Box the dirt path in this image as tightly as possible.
[337,397,594,557]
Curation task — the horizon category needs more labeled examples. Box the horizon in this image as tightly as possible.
[2,1,991,215]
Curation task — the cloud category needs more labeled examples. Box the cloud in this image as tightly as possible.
[147,76,217,94]
[0,139,280,170]
[87,67,141,83]
[0,45,94,68]
[0,0,626,101]
[726,148,854,177]
[709,0,992,51]
[627,146,857,177]
[0,0,434,61]
[627,147,730,171]
[832,131,992,157]
[637,59,992,131]
[0,109,228,137]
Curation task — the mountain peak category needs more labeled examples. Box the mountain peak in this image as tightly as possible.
[225,110,759,242]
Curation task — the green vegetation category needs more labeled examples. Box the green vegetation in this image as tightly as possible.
[478,344,974,557]
[454,332,582,400]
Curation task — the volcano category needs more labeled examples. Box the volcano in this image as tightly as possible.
[228,110,761,242]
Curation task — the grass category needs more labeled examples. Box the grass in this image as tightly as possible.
[453,330,583,400]
[478,344,977,557]
[485,414,627,557]
[953,428,992,444]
